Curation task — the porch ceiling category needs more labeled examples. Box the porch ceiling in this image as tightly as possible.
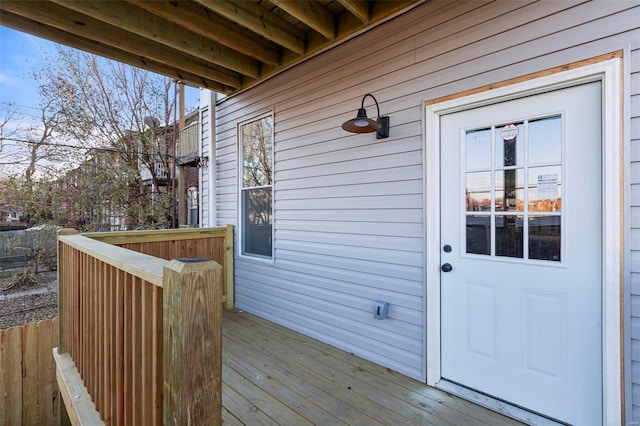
[0,0,424,95]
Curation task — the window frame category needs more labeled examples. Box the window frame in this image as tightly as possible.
[237,111,274,261]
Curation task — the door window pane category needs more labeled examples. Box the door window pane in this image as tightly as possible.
[529,116,561,165]
[466,128,492,170]
[529,216,561,261]
[496,215,523,258]
[466,215,491,255]
[495,123,524,167]
[466,171,491,211]
[495,168,524,212]
[528,166,562,212]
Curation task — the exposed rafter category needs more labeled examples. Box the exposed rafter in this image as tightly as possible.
[0,0,424,96]
[0,10,234,93]
[51,0,261,79]
[195,0,306,55]
[270,0,337,41]
[338,0,371,24]
[127,0,282,66]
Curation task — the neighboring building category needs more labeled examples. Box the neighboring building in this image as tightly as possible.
[197,3,640,424]
[176,109,201,227]
[53,152,126,231]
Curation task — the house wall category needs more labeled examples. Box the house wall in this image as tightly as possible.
[207,0,640,418]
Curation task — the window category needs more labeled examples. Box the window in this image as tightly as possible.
[240,114,273,258]
[464,116,562,262]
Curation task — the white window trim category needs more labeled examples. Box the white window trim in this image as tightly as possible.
[237,111,275,263]
[424,58,623,424]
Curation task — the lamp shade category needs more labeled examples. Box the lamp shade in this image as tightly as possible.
[342,108,382,133]
[341,94,390,138]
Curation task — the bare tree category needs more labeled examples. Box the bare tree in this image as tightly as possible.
[0,103,17,159]
[41,47,179,229]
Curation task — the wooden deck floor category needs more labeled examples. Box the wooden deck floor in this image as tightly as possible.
[221,310,523,425]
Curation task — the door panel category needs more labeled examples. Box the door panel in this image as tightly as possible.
[440,82,602,425]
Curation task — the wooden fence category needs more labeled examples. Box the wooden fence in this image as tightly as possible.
[55,226,231,425]
[0,318,59,426]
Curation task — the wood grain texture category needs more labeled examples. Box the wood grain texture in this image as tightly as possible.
[54,348,104,426]
[220,310,522,425]
[0,320,59,426]
[163,259,223,425]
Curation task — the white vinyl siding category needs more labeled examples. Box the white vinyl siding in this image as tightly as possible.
[210,0,640,405]
[630,43,640,421]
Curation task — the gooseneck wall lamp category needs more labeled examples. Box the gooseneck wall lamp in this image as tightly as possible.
[341,93,390,139]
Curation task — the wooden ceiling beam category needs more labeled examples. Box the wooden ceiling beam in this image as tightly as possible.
[195,0,306,55]
[270,0,336,41]
[51,0,261,79]
[0,1,243,88]
[127,0,281,66]
[0,10,235,94]
[337,0,370,24]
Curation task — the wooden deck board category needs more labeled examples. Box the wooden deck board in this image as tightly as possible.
[222,310,524,426]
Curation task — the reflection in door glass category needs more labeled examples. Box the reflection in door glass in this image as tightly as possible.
[529,216,561,261]
[466,172,491,211]
[529,116,561,165]
[495,215,523,258]
[495,168,524,212]
[462,115,562,262]
[466,128,492,170]
[528,166,562,212]
[466,215,491,255]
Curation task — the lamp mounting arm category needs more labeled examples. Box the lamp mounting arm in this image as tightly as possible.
[361,93,381,119]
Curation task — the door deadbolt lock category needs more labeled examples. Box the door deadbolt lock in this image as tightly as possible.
[441,263,453,273]
[443,244,452,253]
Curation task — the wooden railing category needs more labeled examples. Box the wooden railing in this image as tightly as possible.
[83,226,234,309]
[54,226,233,425]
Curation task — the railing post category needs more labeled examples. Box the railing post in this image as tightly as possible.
[163,258,223,425]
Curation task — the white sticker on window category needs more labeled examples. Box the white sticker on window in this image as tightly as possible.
[537,174,558,200]
[500,124,519,141]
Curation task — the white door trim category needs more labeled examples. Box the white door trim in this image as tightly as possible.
[424,58,622,424]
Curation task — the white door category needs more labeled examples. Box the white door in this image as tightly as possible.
[440,82,602,425]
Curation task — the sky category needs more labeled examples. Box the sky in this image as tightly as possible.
[0,26,199,112]
[0,25,200,177]
[0,26,56,116]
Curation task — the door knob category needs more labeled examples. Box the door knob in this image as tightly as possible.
[441,263,453,273]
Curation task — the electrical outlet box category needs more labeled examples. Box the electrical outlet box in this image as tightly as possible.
[373,301,389,320]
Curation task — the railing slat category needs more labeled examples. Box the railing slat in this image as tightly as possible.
[124,273,133,426]
[141,281,153,423]
[115,268,124,426]
[133,276,142,426]
[101,263,109,421]
[152,285,162,426]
